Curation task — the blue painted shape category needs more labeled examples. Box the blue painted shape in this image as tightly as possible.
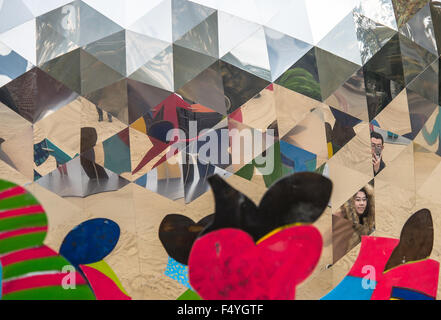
[391,287,435,300]
[59,218,120,267]
[331,107,363,127]
[370,119,380,128]
[149,121,174,143]
[34,139,72,167]
[0,49,28,81]
[135,174,147,188]
[33,170,42,181]
[164,256,191,289]
[34,139,50,166]
[321,276,376,300]
[280,140,316,173]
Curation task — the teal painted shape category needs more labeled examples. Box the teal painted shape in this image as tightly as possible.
[422,106,441,156]
[102,134,131,174]
[46,139,72,165]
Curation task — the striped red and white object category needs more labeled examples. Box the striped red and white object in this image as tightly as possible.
[0,179,95,300]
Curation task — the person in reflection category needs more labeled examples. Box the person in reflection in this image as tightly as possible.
[334,185,375,252]
[371,131,386,176]
[80,127,108,180]
[96,106,113,123]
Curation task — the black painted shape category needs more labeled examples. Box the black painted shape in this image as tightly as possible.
[159,213,214,265]
[384,209,434,272]
[200,172,332,242]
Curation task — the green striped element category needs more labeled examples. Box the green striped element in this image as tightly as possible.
[0,232,46,254]
[2,285,96,300]
[177,289,202,300]
[0,213,47,232]
[0,180,16,192]
[3,256,70,280]
[0,194,39,211]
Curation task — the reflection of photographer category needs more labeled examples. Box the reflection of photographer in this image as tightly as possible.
[371,132,386,176]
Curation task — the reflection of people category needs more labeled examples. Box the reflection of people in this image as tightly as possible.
[96,106,112,122]
[371,131,386,176]
[80,127,108,180]
[334,185,375,252]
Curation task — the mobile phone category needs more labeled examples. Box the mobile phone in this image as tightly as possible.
[375,145,382,157]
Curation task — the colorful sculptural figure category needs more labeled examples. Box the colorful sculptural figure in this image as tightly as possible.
[159,172,332,299]
[323,209,438,300]
[0,179,130,300]
[59,218,131,300]
[160,173,440,300]
[0,179,94,299]
[188,225,323,300]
